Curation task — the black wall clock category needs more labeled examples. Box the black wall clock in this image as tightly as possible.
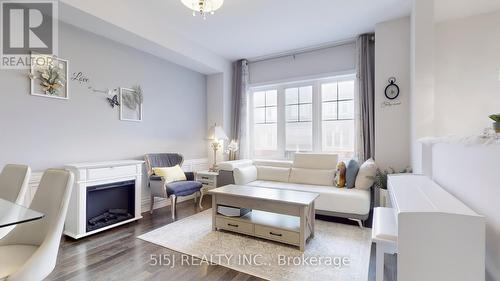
[384,77,400,100]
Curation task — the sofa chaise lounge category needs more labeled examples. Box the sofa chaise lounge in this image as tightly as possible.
[218,153,373,227]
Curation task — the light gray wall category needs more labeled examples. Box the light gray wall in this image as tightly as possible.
[409,0,436,173]
[0,23,207,171]
[434,10,500,136]
[375,17,411,170]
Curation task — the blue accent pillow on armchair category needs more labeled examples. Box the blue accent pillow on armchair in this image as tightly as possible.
[345,159,360,189]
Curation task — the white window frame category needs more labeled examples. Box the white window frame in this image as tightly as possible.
[249,73,356,160]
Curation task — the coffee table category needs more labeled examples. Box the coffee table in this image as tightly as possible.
[208,185,319,251]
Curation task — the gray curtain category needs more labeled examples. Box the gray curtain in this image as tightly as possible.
[231,59,249,159]
[356,34,375,162]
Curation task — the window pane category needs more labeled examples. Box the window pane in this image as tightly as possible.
[266,90,277,106]
[299,86,312,103]
[322,102,337,120]
[254,91,265,107]
[251,77,356,160]
[322,120,355,160]
[299,104,312,121]
[285,88,298,105]
[286,105,298,122]
[254,124,277,152]
[266,107,277,123]
[286,122,313,151]
[321,83,337,101]
[338,100,354,119]
[254,107,265,123]
[338,80,354,100]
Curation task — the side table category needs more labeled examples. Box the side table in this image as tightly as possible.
[195,170,218,208]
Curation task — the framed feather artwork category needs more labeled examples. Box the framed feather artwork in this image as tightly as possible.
[119,87,143,122]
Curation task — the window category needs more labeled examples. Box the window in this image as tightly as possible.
[252,90,278,157]
[285,86,313,152]
[249,76,355,160]
[321,80,355,160]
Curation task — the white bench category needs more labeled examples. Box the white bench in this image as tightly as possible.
[372,207,397,281]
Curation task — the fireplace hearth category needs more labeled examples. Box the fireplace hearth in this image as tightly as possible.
[87,209,134,232]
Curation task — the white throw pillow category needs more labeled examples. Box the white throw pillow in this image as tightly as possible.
[289,168,335,186]
[354,159,377,190]
[256,166,290,182]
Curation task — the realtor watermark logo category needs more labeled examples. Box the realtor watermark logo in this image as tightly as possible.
[1,0,58,69]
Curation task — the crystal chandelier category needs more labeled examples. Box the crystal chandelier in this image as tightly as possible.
[181,0,224,19]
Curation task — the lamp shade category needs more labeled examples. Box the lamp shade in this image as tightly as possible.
[207,124,228,141]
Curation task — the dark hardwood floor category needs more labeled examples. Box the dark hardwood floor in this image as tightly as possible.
[46,196,261,281]
[46,195,394,281]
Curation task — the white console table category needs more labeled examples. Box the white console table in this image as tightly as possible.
[64,160,144,239]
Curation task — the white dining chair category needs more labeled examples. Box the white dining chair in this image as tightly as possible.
[0,169,74,281]
[0,164,31,204]
[0,164,31,240]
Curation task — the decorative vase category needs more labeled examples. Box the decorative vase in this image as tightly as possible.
[379,188,388,207]
[493,122,500,133]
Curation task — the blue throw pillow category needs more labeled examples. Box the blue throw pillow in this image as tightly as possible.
[345,159,360,189]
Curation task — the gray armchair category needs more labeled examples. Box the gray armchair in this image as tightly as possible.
[145,153,203,220]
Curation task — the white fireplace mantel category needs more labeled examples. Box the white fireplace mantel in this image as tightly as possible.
[63,160,144,239]
[420,135,500,147]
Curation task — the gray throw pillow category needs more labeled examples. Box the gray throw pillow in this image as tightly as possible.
[345,159,360,189]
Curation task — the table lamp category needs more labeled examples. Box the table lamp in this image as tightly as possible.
[207,123,228,172]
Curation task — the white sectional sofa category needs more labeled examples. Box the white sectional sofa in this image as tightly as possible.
[218,153,372,226]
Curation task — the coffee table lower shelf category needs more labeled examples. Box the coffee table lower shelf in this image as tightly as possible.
[214,210,305,249]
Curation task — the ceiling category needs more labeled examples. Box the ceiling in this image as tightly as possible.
[58,0,413,73]
[153,0,413,60]
[59,0,500,74]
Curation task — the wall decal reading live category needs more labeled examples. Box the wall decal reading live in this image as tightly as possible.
[71,72,89,84]
[69,70,120,109]
[68,70,143,117]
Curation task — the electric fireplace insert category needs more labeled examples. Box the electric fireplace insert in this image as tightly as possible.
[86,180,135,232]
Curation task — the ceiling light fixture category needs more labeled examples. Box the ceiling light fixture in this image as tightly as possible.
[181,0,223,19]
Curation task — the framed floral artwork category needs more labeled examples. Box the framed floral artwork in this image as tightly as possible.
[30,53,69,100]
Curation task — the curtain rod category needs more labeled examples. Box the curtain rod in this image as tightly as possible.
[248,37,358,64]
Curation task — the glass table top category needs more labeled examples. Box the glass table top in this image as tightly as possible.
[0,198,44,228]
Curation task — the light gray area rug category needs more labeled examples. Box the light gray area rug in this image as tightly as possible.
[138,210,371,281]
